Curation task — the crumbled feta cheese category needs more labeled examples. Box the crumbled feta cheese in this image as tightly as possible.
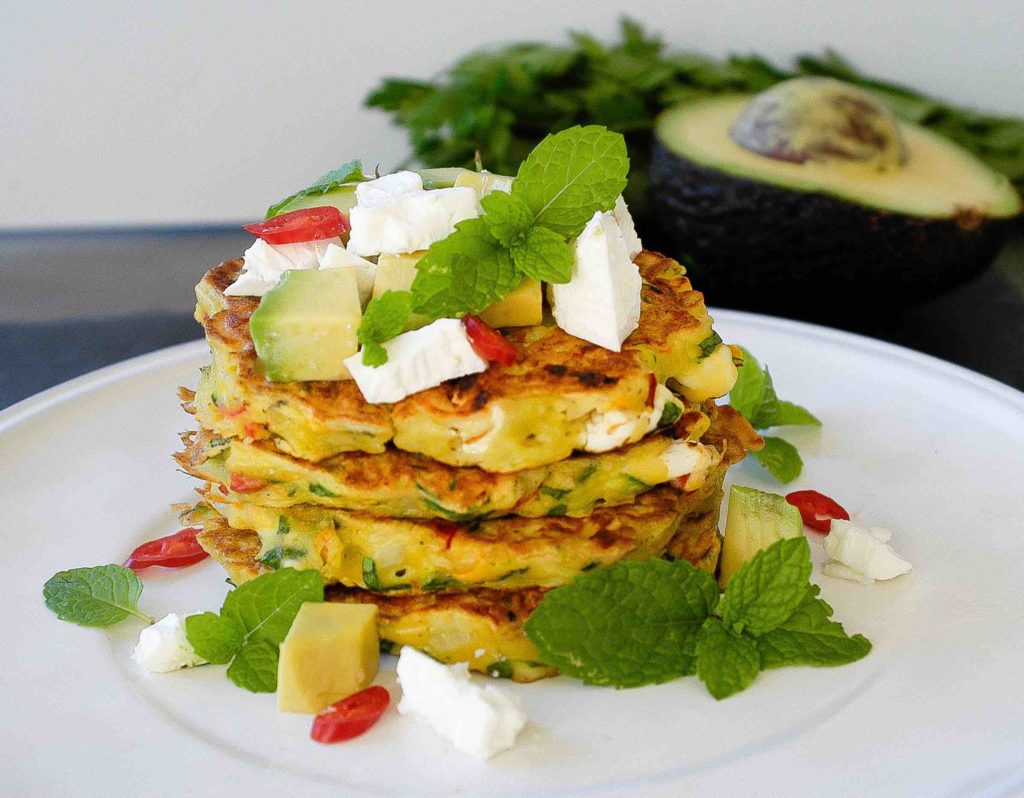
[132,613,207,673]
[549,210,641,352]
[348,186,480,256]
[344,318,487,404]
[584,409,640,452]
[613,195,642,259]
[396,647,527,760]
[319,243,376,308]
[822,520,912,583]
[224,237,341,297]
[661,440,720,487]
[355,171,424,208]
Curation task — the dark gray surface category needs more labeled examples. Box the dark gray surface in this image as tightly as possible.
[1,228,1022,409]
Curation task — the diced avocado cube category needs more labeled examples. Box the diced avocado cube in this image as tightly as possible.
[479,277,542,328]
[719,485,803,588]
[373,252,430,330]
[249,269,362,382]
[277,603,380,714]
[372,252,423,298]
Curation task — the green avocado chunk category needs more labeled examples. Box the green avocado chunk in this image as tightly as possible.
[249,269,362,382]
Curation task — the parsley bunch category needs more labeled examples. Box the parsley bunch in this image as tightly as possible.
[357,125,629,365]
[367,18,1024,222]
[525,535,871,699]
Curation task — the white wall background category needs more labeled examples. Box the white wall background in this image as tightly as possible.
[2,0,1022,231]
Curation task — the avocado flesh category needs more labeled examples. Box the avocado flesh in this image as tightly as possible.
[650,95,1022,305]
[249,269,361,382]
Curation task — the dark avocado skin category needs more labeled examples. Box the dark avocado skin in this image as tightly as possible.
[648,139,1014,311]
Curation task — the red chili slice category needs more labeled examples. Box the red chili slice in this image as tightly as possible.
[124,528,209,571]
[243,206,349,245]
[219,403,246,417]
[230,473,268,493]
[646,373,657,408]
[311,686,390,744]
[785,489,850,533]
[463,315,518,366]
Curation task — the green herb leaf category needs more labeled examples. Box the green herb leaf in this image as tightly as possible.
[513,125,628,237]
[266,160,367,219]
[221,568,323,647]
[657,401,683,428]
[226,639,279,693]
[730,347,818,482]
[525,558,719,687]
[510,225,574,283]
[257,546,306,571]
[43,565,152,627]
[760,400,822,428]
[184,612,243,664]
[410,218,520,318]
[357,290,414,366]
[362,557,382,591]
[184,568,324,693]
[719,537,812,635]
[695,617,761,700]
[756,586,872,669]
[753,436,804,484]
[480,190,534,246]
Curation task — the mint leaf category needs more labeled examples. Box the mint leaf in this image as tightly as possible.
[221,568,323,647]
[266,159,367,218]
[357,290,413,366]
[513,125,629,237]
[756,586,872,669]
[753,436,804,484]
[411,217,520,318]
[729,348,777,426]
[185,612,243,664]
[185,568,323,693]
[695,618,761,700]
[720,537,812,636]
[481,190,533,246]
[226,640,279,693]
[525,558,718,687]
[43,565,153,627]
[511,225,574,283]
[760,400,821,428]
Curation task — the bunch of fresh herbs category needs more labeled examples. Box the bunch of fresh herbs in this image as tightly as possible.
[367,18,1024,220]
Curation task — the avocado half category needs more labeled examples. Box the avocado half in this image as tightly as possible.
[649,81,1023,308]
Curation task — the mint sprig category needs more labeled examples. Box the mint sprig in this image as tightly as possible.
[185,568,323,693]
[730,347,821,483]
[356,126,629,364]
[524,558,718,687]
[265,160,368,219]
[358,290,414,366]
[525,529,871,699]
[43,565,154,627]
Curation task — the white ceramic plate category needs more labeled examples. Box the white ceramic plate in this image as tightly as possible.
[3,311,1024,797]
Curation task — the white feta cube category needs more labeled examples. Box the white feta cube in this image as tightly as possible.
[355,170,424,208]
[549,210,641,352]
[661,440,719,486]
[347,186,480,256]
[823,520,913,582]
[224,237,341,297]
[396,647,527,760]
[319,243,376,308]
[344,318,487,404]
[132,613,207,673]
[613,195,642,259]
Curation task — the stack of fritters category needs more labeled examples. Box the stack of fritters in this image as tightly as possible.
[177,251,761,681]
